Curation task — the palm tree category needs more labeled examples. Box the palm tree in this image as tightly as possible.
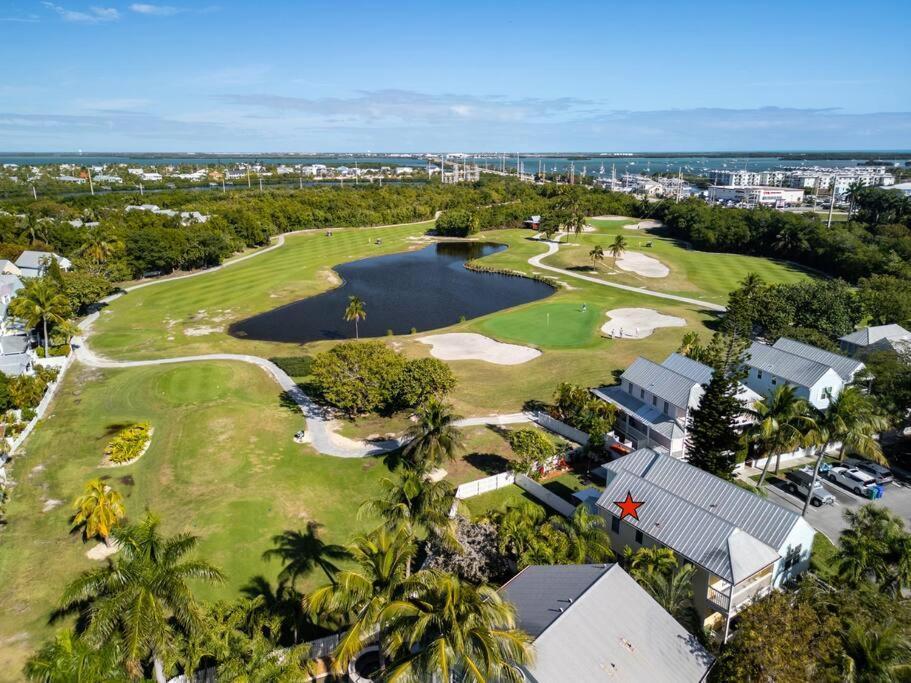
[262,522,350,586]
[9,278,70,357]
[240,576,313,646]
[59,512,224,682]
[607,234,627,261]
[79,231,121,266]
[588,244,604,270]
[772,223,810,255]
[744,385,815,487]
[554,505,614,564]
[845,181,866,217]
[359,470,459,553]
[344,295,366,340]
[635,563,697,625]
[307,527,414,674]
[836,507,894,586]
[381,570,533,682]
[25,629,124,683]
[567,209,586,238]
[70,478,126,542]
[800,387,890,515]
[401,398,465,472]
[842,620,911,682]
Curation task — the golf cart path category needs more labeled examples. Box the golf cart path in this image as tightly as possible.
[529,233,726,312]
[72,212,533,458]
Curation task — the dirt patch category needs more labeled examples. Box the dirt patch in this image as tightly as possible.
[602,308,686,339]
[86,540,120,561]
[615,251,670,278]
[184,326,223,336]
[319,268,342,286]
[41,499,62,512]
[623,219,664,230]
[418,333,541,365]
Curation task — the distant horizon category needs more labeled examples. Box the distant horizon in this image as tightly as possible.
[3,149,911,157]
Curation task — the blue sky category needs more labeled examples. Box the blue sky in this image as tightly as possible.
[1,0,909,152]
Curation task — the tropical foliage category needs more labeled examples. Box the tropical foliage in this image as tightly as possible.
[70,478,126,541]
[103,422,152,465]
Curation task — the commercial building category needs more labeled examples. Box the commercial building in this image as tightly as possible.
[708,185,805,207]
[594,449,815,640]
[501,563,714,681]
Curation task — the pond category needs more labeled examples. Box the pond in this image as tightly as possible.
[228,241,554,344]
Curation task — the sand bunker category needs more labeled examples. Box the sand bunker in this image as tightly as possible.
[623,219,664,230]
[86,540,120,561]
[602,308,686,339]
[418,333,540,365]
[615,251,669,278]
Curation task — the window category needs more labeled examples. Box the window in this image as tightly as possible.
[784,544,803,570]
[663,401,669,413]
[640,388,645,399]
[635,530,643,544]
[652,395,657,406]
[771,378,777,385]
[611,516,620,534]
[757,370,763,379]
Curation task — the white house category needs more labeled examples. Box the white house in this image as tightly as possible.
[592,353,760,458]
[594,449,816,640]
[0,273,24,335]
[14,251,73,279]
[140,172,163,182]
[743,338,864,410]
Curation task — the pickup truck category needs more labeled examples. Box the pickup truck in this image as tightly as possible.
[785,469,835,507]
[826,466,878,496]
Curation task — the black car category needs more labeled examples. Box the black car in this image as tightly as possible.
[849,459,894,485]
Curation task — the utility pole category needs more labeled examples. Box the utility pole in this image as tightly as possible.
[87,167,94,196]
[355,159,359,185]
[259,176,263,192]
[246,166,251,188]
[299,166,303,190]
[31,185,37,200]
[826,177,837,229]
[222,175,226,193]
[139,182,144,196]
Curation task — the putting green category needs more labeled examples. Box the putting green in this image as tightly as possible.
[477,301,602,349]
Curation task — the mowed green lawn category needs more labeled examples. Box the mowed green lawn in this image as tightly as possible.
[0,361,392,678]
[91,221,433,360]
[541,217,813,305]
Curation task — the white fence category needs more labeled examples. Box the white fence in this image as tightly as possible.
[7,353,74,455]
[515,474,577,517]
[534,413,589,445]
[454,471,515,500]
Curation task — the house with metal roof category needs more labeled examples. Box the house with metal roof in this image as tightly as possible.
[14,250,72,279]
[0,333,33,376]
[594,449,815,640]
[743,340,848,410]
[839,324,911,357]
[772,337,865,383]
[0,273,24,335]
[500,563,714,682]
[592,353,760,458]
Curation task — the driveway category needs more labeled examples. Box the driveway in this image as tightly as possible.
[762,472,911,541]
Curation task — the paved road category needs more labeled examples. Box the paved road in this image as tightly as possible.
[528,234,727,312]
[763,472,911,541]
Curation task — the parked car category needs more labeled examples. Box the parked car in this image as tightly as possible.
[846,458,894,485]
[785,469,835,507]
[827,466,878,495]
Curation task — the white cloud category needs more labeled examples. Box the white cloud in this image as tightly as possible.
[129,4,181,16]
[0,14,40,22]
[42,2,120,23]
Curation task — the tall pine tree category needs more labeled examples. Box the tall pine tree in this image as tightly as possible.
[685,333,748,479]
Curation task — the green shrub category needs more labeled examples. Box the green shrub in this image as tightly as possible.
[269,356,313,377]
[507,428,558,479]
[105,422,152,464]
[20,407,36,422]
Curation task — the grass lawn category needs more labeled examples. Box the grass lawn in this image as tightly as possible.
[810,532,840,582]
[477,301,603,349]
[541,217,814,305]
[91,221,434,361]
[0,361,393,678]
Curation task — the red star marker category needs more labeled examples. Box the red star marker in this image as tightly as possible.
[614,491,644,521]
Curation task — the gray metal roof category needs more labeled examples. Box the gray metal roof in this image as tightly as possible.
[14,250,71,271]
[661,352,713,385]
[840,324,911,347]
[772,337,864,382]
[745,341,834,387]
[0,273,23,299]
[621,357,702,409]
[596,449,800,582]
[592,386,684,441]
[502,564,714,682]
[0,334,29,355]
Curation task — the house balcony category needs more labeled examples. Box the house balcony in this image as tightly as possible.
[706,567,774,615]
[615,424,671,458]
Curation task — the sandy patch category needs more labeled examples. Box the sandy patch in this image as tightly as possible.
[590,215,632,221]
[602,308,686,339]
[319,268,342,286]
[418,333,541,365]
[624,219,664,230]
[184,326,223,336]
[42,498,62,512]
[86,540,120,561]
[615,251,669,278]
